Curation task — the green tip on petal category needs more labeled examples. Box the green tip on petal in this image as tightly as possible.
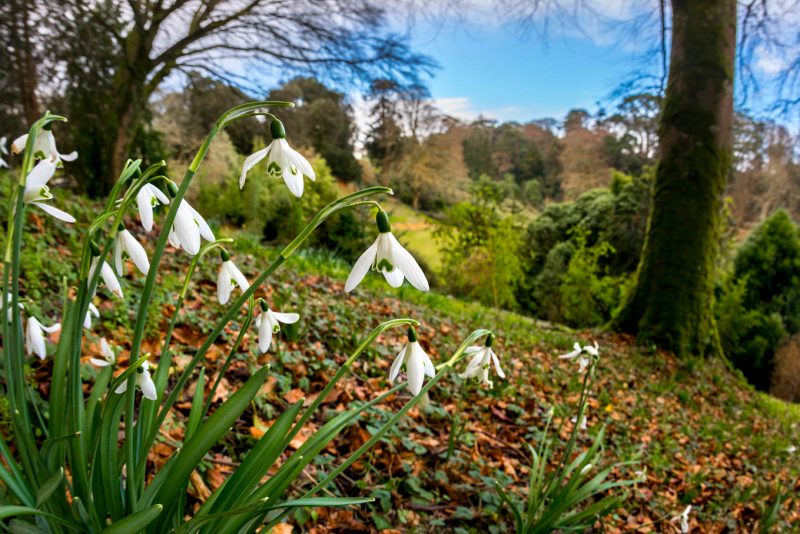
[376,210,391,233]
[407,326,418,343]
[485,333,495,348]
[90,241,101,257]
[270,119,286,139]
[220,249,231,262]
[259,300,269,312]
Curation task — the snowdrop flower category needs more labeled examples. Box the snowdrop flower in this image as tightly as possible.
[12,128,77,164]
[571,414,588,430]
[787,445,797,454]
[168,199,214,256]
[239,119,315,196]
[256,300,299,353]
[579,464,593,476]
[114,360,157,401]
[559,341,599,372]
[89,256,123,298]
[345,210,429,292]
[217,250,249,305]
[25,316,60,360]
[135,184,169,232]
[389,326,435,395]
[114,224,149,276]
[90,338,116,367]
[84,302,100,329]
[460,333,505,388]
[23,159,76,222]
[4,293,24,323]
[673,505,692,533]
[0,136,7,168]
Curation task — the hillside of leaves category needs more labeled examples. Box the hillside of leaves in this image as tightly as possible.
[10,194,798,533]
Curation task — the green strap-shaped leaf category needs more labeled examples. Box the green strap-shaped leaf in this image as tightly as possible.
[147,366,270,531]
[266,497,375,510]
[100,504,162,533]
[0,506,79,530]
[36,467,64,507]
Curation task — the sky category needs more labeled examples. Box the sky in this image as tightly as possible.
[406,19,644,123]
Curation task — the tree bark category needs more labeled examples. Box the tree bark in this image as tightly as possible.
[615,0,736,356]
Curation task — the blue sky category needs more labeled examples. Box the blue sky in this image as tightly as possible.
[408,20,643,123]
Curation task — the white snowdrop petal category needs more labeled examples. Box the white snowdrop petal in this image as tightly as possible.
[31,202,76,223]
[258,315,273,353]
[389,346,407,382]
[387,233,429,291]
[272,312,299,324]
[140,373,158,401]
[344,241,378,292]
[217,265,232,305]
[240,146,270,188]
[382,267,404,288]
[124,232,150,275]
[406,345,426,395]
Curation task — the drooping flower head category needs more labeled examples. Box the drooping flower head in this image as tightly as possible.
[84,302,100,329]
[345,210,429,293]
[389,326,436,395]
[239,118,315,197]
[90,338,116,367]
[25,316,61,360]
[558,340,599,373]
[460,333,505,388]
[89,243,123,298]
[256,300,299,353]
[135,183,170,232]
[114,223,150,276]
[217,249,250,305]
[115,359,157,401]
[22,159,76,222]
[12,126,77,165]
[673,505,692,533]
[166,183,214,256]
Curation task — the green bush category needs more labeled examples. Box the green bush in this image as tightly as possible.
[516,170,650,321]
[559,228,628,326]
[717,209,800,389]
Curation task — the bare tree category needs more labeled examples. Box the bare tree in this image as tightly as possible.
[43,0,435,195]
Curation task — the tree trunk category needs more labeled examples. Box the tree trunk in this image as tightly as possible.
[615,0,736,356]
[11,0,40,124]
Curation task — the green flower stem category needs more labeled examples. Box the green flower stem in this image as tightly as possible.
[202,302,255,417]
[265,329,491,530]
[138,238,233,445]
[278,318,419,452]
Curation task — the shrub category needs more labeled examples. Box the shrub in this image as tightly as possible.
[716,210,800,389]
[516,170,650,321]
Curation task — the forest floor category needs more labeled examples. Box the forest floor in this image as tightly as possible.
[12,191,800,533]
[68,232,799,533]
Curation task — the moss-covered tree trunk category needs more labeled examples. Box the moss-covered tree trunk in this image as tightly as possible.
[615,0,736,356]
